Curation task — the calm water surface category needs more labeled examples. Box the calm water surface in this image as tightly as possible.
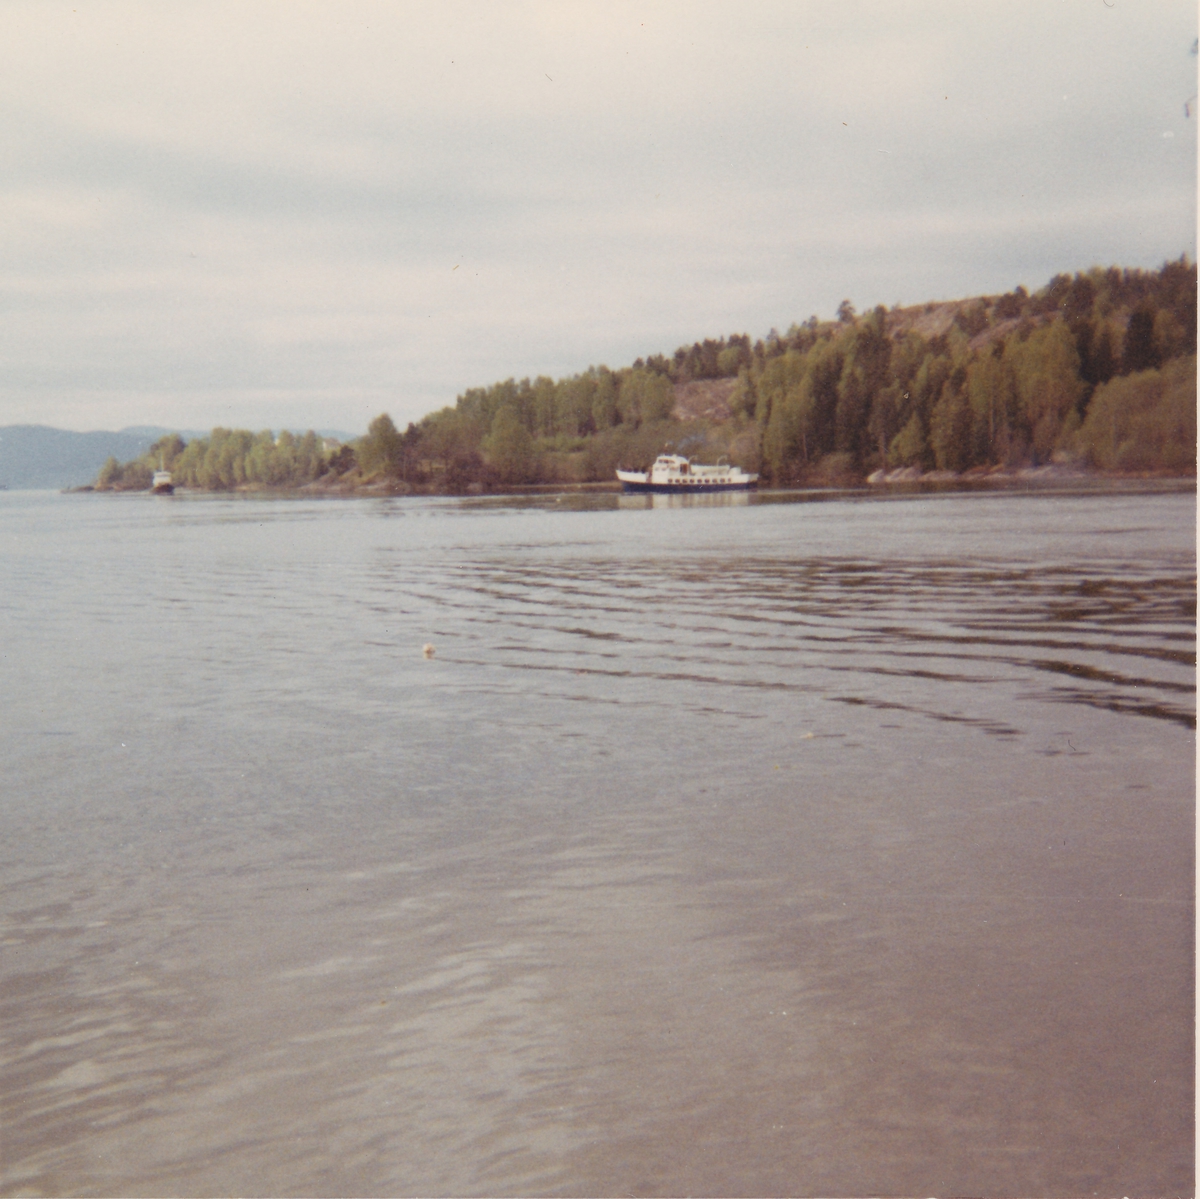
[0,485,1194,1197]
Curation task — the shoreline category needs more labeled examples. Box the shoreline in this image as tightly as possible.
[65,466,1196,499]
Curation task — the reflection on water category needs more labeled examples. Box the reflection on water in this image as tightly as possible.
[0,485,1193,1197]
[617,490,753,509]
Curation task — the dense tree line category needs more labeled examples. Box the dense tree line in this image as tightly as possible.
[96,258,1195,492]
[95,429,330,490]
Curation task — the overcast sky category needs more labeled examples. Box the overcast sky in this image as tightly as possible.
[1,1,1195,435]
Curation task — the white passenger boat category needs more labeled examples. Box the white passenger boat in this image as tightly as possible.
[150,469,174,495]
[616,454,757,494]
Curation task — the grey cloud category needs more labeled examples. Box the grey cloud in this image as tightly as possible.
[0,1,1193,433]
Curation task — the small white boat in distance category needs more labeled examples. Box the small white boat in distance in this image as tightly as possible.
[150,469,174,495]
[616,454,757,494]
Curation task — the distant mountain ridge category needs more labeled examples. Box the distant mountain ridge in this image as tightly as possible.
[0,425,359,490]
[0,426,175,490]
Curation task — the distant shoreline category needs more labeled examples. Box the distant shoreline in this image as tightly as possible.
[65,465,1196,499]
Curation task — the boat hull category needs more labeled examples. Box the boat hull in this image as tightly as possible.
[619,479,755,493]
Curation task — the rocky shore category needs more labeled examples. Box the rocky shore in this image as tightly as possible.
[867,462,1087,485]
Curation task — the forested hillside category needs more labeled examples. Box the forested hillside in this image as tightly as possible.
[93,259,1196,492]
[361,257,1195,489]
